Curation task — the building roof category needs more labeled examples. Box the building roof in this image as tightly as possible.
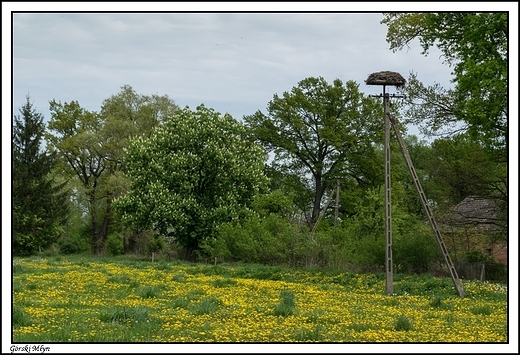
[441,196,502,232]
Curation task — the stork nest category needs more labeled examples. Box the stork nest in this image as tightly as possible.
[365,71,406,87]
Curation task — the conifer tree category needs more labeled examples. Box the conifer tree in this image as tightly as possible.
[13,96,68,255]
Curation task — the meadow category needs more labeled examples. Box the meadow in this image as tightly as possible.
[12,255,508,343]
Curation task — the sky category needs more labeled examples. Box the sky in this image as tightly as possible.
[3,3,519,353]
[6,4,518,136]
[6,4,490,131]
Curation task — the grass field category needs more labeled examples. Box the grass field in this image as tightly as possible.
[11,255,508,343]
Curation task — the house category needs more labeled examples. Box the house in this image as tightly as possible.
[439,196,507,265]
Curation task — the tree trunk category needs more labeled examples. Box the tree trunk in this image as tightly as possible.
[311,176,327,228]
[184,241,199,262]
[125,230,140,254]
[89,192,112,256]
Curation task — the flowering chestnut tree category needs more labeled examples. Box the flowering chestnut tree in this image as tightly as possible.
[114,105,269,260]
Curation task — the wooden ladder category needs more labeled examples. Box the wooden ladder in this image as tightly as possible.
[388,112,465,297]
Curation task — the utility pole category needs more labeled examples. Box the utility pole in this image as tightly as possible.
[383,86,393,295]
[366,71,465,297]
[334,177,340,242]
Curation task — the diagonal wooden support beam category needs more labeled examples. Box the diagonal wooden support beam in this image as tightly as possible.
[388,112,465,297]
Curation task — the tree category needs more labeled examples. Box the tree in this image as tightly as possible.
[424,135,508,236]
[47,100,108,255]
[13,96,69,255]
[99,85,180,253]
[47,85,179,255]
[381,12,507,158]
[381,12,508,239]
[244,76,383,227]
[114,105,269,261]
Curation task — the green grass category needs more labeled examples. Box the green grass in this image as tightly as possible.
[136,285,162,299]
[395,315,413,331]
[13,307,33,327]
[188,296,221,315]
[470,305,493,315]
[11,254,508,343]
[99,306,151,325]
[274,289,296,317]
[211,278,238,288]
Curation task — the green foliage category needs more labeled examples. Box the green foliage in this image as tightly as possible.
[382,13,508,242]
[203,213,300,265]
[294,324,325,342]
[99,306,151,325]
[382,12,507,157]
[211,278,238,288]
[13,96,69,256]
[427,135,507,235]
[470,305,493,316]
[47,86,179,255]
[105,233,124,256]
[429,295,448,309]
[245,76,383,226]
[107,274,132,284]
[484,261,507,283]
[136,285,162,299]
[170,296,190,309]
[115,105,268,261]
[394,222,440,274]
[58,234,89,255]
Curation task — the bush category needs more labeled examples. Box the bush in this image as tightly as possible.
[203,214,297,265]
[58,234,89,255]
[484,261,507,282]
[105,233,124,256]
[394,225,440,274]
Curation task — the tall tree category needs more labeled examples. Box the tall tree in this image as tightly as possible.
[114,105,269,261]
[244,77,383,227]
[425,135,508,235]
[13,96,69,255]
[47,100,108,254]
[47,86,179,255]
[99,85,180,253]
[381,12,508,158]
[381,12,508,234]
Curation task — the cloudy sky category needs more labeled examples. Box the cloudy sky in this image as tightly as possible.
[12,10,456,122]
[10,4,505,133]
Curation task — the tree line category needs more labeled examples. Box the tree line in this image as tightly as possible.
[12,13,507,273]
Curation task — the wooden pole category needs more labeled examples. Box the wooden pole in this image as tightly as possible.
[334,178,340,241]
[384,88,393,295]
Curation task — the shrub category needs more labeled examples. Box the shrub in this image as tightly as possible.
[105,233,124,256]
[58,234,89,255]
[204,214,297,265]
